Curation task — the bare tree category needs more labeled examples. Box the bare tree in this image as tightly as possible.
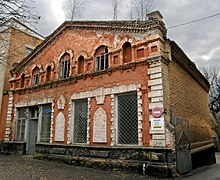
[112,0,122,20]
[202,66,220,150]
[63,0,86,21]
[134,0,153,20]
[0,0,40,66]
[127,0,135,20]
[0,0,40,24]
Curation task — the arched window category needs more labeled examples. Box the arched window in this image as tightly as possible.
[20,74,25,88]
[78,56,85,74]
[46,66,51,82]
[122,42,132,63]
[95,46,108,71]
[60,53,70,79]
[32,67,40,86]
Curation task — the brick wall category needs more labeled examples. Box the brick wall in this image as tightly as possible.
[169,57,212,148]
[4,28,43,91]
[0,27,43,140]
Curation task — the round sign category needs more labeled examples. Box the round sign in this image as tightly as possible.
[152,107,163,118]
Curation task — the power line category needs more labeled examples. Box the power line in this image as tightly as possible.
[168,12,220,29]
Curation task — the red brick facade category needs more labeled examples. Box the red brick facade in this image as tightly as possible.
[0,12,214,177]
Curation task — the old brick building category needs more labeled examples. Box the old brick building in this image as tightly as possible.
[0,11,215,177]
[0,18,44,140]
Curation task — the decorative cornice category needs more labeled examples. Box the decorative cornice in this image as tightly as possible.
[10,18,166,75]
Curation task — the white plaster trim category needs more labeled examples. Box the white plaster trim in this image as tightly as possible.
[4,91,13,141]
[70,84,140,100]
[15,97,54,143]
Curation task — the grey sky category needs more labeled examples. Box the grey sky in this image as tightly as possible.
[33,0,220,69]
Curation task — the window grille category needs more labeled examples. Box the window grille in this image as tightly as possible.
[60,59,70,79]
[40,104,52,143]
[117,93,138,145]
[16,108,26,141]
[95,53,109,71]
[73,99,88,143]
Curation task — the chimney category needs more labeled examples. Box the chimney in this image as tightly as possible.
[147,11,163,21]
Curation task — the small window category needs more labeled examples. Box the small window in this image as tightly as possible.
[151,45,158,53]
[95,46,109,71]
[122,42,132,63]
[16,108,26,141]
[137,48,144,58]
[32,67,40,86]
[60,53,70,79]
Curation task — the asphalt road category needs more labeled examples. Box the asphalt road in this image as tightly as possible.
[0,154,156,180]
[180,152,220,180]
[0,153,219,180]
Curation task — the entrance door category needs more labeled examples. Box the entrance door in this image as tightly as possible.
[27,119,38,155]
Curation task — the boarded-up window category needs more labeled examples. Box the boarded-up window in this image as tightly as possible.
[78,56,85,74]
[117,93,138,145]
[123,42,132,63]
[137,48,144,58]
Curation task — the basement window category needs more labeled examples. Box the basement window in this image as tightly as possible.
[95,46,109,71]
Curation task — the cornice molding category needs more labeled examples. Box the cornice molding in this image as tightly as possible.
[10,19,166,75]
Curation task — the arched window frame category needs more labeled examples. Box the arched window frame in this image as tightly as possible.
[78,55,85,74]
[94,45,109,71]
[32,67,40,86]
[46,65,52,82]
[122,42,132,63]
[20,73,25,88]
[59,53,70,79]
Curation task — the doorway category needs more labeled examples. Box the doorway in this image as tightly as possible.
[27,107,39,155]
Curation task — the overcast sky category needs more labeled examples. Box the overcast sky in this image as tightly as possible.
[32,0,220,69]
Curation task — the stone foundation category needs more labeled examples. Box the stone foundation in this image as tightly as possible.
[34,144,176,178]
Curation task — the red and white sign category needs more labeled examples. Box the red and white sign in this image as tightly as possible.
[152,107,163,118]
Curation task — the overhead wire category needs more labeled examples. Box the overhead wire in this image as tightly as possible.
[167,12,220,29]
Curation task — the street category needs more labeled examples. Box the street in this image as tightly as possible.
[179,152,220,180]
[0,153,219,180]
